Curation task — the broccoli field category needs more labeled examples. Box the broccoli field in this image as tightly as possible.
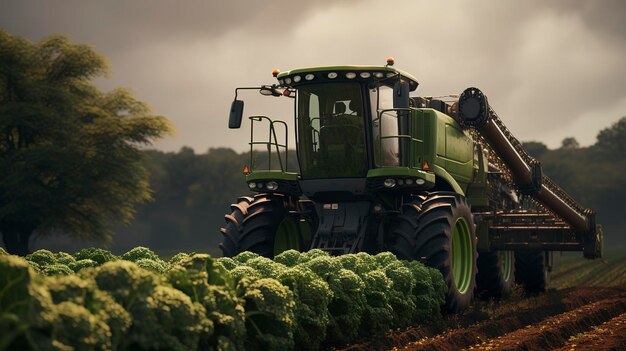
[0,247,446,351]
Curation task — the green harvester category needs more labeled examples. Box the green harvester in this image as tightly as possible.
[221,59,603,312]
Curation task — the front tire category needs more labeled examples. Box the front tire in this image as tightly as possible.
[389,192,478,313]
[220,194,305,258]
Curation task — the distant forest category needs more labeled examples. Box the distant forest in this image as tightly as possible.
[36,118,626,254]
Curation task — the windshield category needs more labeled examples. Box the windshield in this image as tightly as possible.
[297,83,367,178]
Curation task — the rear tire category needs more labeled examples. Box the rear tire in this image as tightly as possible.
[476,251,515,299]
[514,251,549,293]
[389,192,478,313]
[220,194,304,258]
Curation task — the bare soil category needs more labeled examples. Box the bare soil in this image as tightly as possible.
[337,285,626,351]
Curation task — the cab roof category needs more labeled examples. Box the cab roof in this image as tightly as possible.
[276,65,419,91]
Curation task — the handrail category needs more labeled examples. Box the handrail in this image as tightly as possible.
[375,108,423,168]
[249,116,288,172]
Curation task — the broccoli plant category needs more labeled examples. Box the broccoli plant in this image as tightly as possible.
[0,255,56,350]
[276,266,332,351]
[74,248,117,265]
[90,260,212,351]
[1,247,446,351]
[236,277,296,351]
[168,254,245,350]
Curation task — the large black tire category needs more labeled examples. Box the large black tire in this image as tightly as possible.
[220,194,303,258]
[476,251,515,299]
[514,251,549,293]
[389,192,478,313]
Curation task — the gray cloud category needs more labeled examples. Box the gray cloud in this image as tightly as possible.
[1,0,624,152]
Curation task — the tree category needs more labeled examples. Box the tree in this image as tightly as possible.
[560,137,580,149]
[0,30,171,255]
[596,117,626,157]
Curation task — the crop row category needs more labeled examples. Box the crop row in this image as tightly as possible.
[550,253,626,289]
[0,247,446,351]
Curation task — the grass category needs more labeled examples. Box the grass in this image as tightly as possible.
[550,252,626,289]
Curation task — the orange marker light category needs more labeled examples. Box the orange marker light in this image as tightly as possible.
[243,165,250,175]
[283,89,291,97]
[272,69,280,77]
[386,57,395,66]
[422,161,430,171]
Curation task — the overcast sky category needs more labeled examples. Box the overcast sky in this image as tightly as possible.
[1,0,625,152]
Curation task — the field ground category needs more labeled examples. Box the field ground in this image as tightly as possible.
[340,252,626,351]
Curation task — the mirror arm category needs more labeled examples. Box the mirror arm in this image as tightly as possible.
[234,86,264,99]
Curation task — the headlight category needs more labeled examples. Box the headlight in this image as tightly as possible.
[383,178,396,188]
[248,182,257,189]
[415,178,426,185]
[266,181,279,191]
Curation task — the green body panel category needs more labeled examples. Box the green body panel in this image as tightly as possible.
[246,171,299,182]
[366,167,435,183]
[408,109,476,195]
[432,165,465,195]
[465,146,490,208]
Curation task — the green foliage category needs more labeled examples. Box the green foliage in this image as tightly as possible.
[274,249,306,267]
[135,258,169,273]
[0,30,171,255]
[359,269,394,336]
[324,268,367,344]
[45,274,131,349]
[237,277,296,351]
[74,248,117,265]
[0,255,57,350]
[169,252,191,266]
[54,252,76,266]
[596,117,626,157]
[121,246,159,262]
[69,259,99,272]
[25,249,56,270]
[167,254,245,350]
[233,251,260,264]
[120,247,170,273]
[42,263,74,276]
[0,248,446,351]
[215,256,239,270]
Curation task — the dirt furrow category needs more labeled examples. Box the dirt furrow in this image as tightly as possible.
[339,286,626,351]
[554,311,626,351]
[464,297,626,351]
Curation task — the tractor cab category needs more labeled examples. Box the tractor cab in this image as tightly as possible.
[228,60,425,201]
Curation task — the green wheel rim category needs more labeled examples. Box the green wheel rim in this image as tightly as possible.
[273,217,301,255]
[451,217,472,295]
[499,251,513,282]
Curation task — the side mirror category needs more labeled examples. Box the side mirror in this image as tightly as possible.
[228,99,244,129]
[393,80,410,108]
